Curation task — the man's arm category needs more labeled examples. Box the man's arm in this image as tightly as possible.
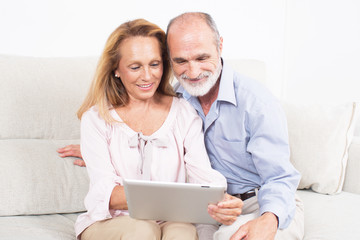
[232,98,299,240]
[57,144,86,167]
[247,100,300,230]
[230,212,278,240]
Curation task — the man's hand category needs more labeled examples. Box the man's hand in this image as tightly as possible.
[208,193,243,225]
[57,144,86,167]
[230,212,278,240]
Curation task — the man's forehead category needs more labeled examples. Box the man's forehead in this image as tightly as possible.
[168,15,213,42]
[168,25,213,48]
[169,14,204,30]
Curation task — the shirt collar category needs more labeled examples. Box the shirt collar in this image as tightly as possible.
[175,58,237,106]
[217,59,237,106]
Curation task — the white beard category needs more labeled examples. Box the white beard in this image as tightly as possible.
[176,59,222,97]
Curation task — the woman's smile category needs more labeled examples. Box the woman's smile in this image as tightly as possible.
[137,83,154,90]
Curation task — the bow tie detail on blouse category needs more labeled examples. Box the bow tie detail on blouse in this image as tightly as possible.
[128,132,168,180]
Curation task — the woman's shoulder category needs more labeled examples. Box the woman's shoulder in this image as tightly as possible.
[170,97,201,130]
[81,106,110,129]
[173,97,198,115]
[82,106,100,120]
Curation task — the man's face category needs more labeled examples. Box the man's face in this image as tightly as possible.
[167,20,223,97]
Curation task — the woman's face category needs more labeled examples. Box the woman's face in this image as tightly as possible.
[115,36,163,102]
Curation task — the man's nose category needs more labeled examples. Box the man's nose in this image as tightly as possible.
[186,61,201,79]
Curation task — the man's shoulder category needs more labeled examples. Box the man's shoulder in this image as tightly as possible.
[231,71,277,107]
[220,60,274,105]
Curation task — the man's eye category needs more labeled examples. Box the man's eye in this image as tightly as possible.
[197,57,208,61]
[175,60,186,64]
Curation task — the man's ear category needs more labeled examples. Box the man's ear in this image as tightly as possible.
[219,37,224,54]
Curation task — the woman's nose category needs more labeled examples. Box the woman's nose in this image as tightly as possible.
[141,67,151,81]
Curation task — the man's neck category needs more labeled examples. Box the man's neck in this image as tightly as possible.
[198,78,220,116]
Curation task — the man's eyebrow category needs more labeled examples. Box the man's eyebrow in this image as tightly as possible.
[172,57,187,62]
[197,54,210,59]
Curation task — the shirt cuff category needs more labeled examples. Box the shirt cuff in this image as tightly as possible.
[259,203,290,229]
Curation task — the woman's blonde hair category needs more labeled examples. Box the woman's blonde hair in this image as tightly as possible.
[77,19,174,123]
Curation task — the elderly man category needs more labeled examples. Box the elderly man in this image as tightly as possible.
[166,12,304,240]
[58,12,304,240]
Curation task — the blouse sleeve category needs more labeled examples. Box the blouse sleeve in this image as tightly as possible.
[177,99,227,188]
[80,108,123,221]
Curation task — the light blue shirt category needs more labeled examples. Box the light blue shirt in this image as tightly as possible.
[176,59,301,229]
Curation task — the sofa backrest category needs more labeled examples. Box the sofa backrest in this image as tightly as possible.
[0,55,98,140]
[0,56,267,141]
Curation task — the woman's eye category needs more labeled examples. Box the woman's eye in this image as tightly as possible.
[130,66,140,70]
[150,62,160,67]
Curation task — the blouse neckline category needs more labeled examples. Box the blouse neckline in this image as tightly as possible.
[110,97,177,138]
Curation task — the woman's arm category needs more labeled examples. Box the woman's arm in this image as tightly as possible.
[109,185,128,210]
[81,109,127,219]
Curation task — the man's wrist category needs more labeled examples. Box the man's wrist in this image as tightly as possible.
[262,212,279,228]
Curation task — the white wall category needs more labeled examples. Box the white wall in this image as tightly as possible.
[0,0,359,102]
[284,0,360,103]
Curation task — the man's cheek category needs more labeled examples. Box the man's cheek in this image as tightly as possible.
[172,66,185,77]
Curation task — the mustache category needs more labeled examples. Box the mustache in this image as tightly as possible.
[180,71,211,80]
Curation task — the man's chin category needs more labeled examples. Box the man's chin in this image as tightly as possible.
[181,83,211,97]
[176,76,216,97]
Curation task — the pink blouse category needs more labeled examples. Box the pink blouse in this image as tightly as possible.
[75,97,226,238]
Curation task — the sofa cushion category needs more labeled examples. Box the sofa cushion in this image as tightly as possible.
[0,139,89,216]
[343,136,360,194]
[0,213,81,240]
[0,55,97,140]
[283,102,359,194]
[297,189,360,240]
[354,116,360,136]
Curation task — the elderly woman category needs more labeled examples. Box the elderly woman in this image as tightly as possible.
[74,19,226,240]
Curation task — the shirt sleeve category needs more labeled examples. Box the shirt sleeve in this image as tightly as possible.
[247,99,301,229]
[177,99,227,188]
[80,108,123,221]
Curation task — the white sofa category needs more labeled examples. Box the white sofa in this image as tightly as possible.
[0,55,359,240]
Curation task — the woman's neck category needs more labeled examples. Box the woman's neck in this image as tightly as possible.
[116,93,172,135]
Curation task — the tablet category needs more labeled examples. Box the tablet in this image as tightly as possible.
[123,179,226,224]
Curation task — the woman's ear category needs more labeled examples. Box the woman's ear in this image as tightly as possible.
[114,70,120,78]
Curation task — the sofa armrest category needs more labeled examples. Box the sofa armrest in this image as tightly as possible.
[343,136,360,194]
